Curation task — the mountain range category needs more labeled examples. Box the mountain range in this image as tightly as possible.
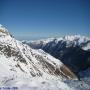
[0,24,90,90]
[23,35,90,77]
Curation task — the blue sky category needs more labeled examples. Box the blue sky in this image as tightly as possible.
[0,0,90,40]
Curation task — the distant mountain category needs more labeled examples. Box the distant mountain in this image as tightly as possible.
[23,35,90,75]
[0,24,90,90]
[0,24,78,81]
[22,35,90,51]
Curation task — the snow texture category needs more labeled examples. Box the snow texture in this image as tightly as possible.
[0,25,90,90]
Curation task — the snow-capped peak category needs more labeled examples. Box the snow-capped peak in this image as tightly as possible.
[63,35,89,42]
[0,25,90,90]
[0,24,9,36]
[0,25,78,81]
[23,35,90,50]
[0,25,16,48]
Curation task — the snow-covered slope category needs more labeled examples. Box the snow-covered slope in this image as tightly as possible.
[0,25,90,90]
[23,35,90,75]
[22,35,90,51]
[0,24,78,81]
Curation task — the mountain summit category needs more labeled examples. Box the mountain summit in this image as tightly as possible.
[0,24,10,36]
[0,25,90,90]
[0,25,77,80]
[23,35,90,76]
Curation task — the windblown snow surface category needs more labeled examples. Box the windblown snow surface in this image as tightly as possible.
[0,65,90,90]
[0,24,90,90]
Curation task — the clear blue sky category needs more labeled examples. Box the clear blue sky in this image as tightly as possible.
[0,0,90,40]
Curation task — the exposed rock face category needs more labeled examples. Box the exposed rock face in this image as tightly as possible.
[0,24,10,35]
[0,25,77,80]
[23,36,90,76]
[55,46,90,74]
